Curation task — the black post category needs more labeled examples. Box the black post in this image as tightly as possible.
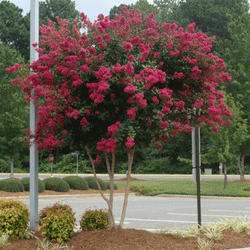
[195,126,201,228]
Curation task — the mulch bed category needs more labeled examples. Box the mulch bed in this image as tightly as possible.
[2,228,250,250]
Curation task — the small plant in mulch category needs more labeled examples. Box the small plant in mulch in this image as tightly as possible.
[20,177,45,193]
[0,233,10,247]
[83,177,107,190]
[0,178,24,192]
[197,237,212,250]
[80,209,109,231]
[0,199,29,238]
[63,176,89,190]
[39,202,76,244]
[43,177,70,192]
[35,236,73,249]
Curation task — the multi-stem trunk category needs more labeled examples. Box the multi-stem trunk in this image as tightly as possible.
[86,145,136,230]
[120,146,136,228]
[85,146,116,230]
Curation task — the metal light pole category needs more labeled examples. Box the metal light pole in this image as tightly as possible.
[192,126,201,228]
[29,0,39,231]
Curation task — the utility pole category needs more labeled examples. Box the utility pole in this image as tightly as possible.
[192,126,201,228]
[29,0,39,231]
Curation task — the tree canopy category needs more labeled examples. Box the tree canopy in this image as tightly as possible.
[0,43,29,170]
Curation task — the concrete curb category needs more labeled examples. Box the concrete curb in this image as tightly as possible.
[156,194,250,200]
[0,192,138,200]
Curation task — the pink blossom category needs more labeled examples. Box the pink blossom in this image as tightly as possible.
[128,54,135,62]
[124,83,136,94]
[173,72,185,79]
[62,130,68,135]
[147,119,152,126]
[192,99,204,109]
[162,106,170,114]
[159,121,169,130]
[93,155,102,164]
[80,117,89,127]
[152,96,159,104]
[175,101,185,111]
[127,107,138,120]
[188,22,196,32]
[125,137,135,148]
[107,124,119,136]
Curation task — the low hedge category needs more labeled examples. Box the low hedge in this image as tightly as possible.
[43,177,70,192]
[83,177,107,190]
[0,178,24,192]
[63,176,89,190]
[20,177,45,193]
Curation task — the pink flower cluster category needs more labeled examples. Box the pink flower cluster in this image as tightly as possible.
[7,7,232,152]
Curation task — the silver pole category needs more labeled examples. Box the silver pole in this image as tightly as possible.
[192,126,201,228]
[29,0,39,231]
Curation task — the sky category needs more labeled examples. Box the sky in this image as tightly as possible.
[6,0,154,22]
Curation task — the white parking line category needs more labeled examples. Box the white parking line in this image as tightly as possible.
[166,212,235,218]
[210,209,250,213]
[122,218,198,223]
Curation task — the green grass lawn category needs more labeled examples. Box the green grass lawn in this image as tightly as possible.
[114,179,250,197]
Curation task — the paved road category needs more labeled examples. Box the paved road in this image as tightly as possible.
[20,195,250,231]
[1,173,249,181]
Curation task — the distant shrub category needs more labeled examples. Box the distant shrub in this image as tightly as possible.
[39,202,76,243]
[0,199,29,238]
[105,181,118,190]
[43,177,70,192]
[0,178,24,192]
[83,177,107,190]
[20,177,45,193]
[63,176,89,190]
[130,184,152,195]
[80,209,108,231]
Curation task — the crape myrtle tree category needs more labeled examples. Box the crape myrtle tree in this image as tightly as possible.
[7,7,232,230]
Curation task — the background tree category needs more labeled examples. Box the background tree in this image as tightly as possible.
[109,0,159,23]
[0,1,29,60]
[153,0,180,24]
[222,13,250,177]
[172,0,249,54]
[0,43,29,176]
[202,95,248,186]
[0,0,80,61]
[39,0,80,26]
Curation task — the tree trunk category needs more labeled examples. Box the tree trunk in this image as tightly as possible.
[239,154,245,180]
[120,146,136,228]
[224,163,227,189]
[85,146,116,230]
[104,152,116,229]
[10,157,14,178]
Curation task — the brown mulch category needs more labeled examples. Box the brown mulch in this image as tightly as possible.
[230,179,250,183]
[2,228,250,250]
[117,177,144,181]
[0,188,130,197]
